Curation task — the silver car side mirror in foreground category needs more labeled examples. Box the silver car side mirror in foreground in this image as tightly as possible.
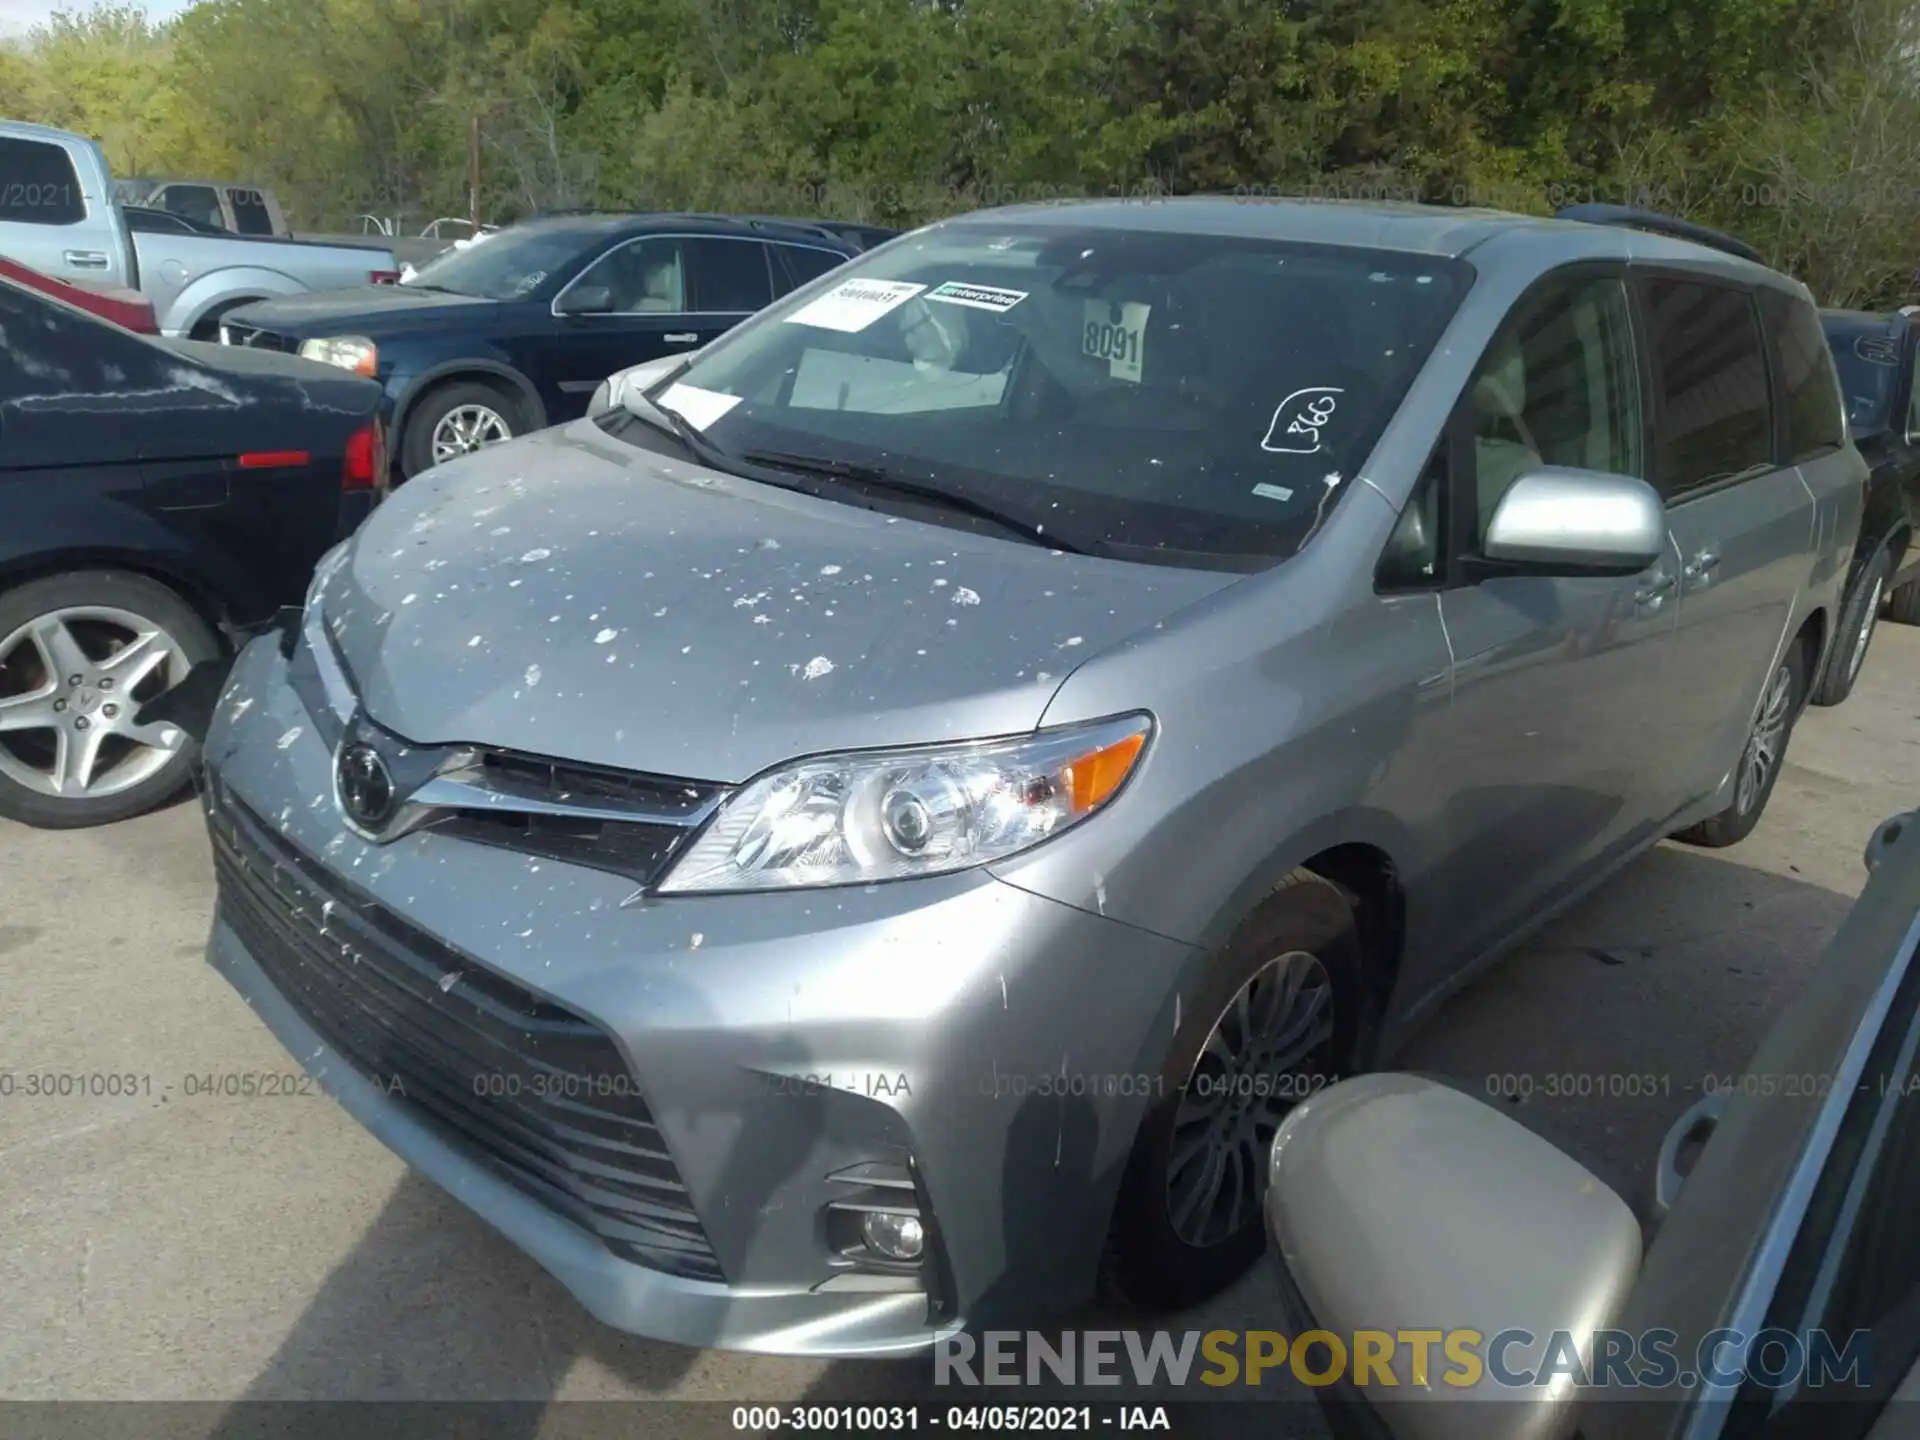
[1266,1073,1643,1440]
[1482,468,1668,577]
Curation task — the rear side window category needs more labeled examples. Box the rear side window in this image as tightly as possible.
[1760,290,1845,460]
[687,237,774,312]
[159,185,224,229]
[1643,277,1775,498]
[229,188,274,236]
[0,139,85,226]
[772,244,849,295]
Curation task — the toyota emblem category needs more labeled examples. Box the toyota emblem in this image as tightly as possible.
[336,741,398,832]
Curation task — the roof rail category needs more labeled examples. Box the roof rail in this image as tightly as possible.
[1553,203,1766,266]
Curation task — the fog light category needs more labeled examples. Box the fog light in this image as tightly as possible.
[860,1211,925,1262]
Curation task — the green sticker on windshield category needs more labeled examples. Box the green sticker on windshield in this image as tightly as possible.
[1083,300,1149,383]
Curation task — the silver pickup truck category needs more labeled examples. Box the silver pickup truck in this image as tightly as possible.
[1,121,399,339]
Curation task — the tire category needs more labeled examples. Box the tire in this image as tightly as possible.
[399,380,525,480]
[1891,573,1920,626]
[1100,870,1376,1312]
[1671,638,1810,850]
[1810,548,1891,707]
[0,570,221,828]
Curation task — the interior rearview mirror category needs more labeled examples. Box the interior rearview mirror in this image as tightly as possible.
[1266,1073,1643,1440]
[556,284,615,316]
[1482,468,1666,577]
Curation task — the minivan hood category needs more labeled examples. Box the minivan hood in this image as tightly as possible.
[323,423,1238,782]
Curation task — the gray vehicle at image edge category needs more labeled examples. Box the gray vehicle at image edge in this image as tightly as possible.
[0,121,399,338]
[192,197,1864,1356]
[1266,808,1920,1440]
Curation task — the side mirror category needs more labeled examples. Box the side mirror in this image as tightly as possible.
[1482,468,1666,577]
[556,284,615,316]
[1266,1074,1642,1440]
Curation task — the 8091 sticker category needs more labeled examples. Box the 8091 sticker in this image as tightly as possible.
[1082,299,1150,383]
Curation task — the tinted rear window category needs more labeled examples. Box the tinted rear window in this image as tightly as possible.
[1643,278,1774,497]
[1759,290,1845,460]
[230,188,274,236]
[0,139,85,225]
[687,237,774,312]
[1824,319,1904,434]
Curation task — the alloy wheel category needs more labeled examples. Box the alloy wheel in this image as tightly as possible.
[430,403,512,463]
[0,606,192,800]
[1166,950,1335,1248]
[1734,661,1795,817]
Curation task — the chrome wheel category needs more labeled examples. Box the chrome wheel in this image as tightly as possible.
[0,606,192,799]
[1846,576,1884,684]
[429,403,512,463]
[1734,661,1795,817]
[1166,950,1335,1248]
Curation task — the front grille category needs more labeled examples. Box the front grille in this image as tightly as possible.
[220,321,298,352]
[424,748,727,887]
[206,773,724,1281]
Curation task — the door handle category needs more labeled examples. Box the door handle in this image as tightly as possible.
[664,332,699,345]
[1684,548,1721,579]
[1635,573,1677,607]
[63,250,110,269]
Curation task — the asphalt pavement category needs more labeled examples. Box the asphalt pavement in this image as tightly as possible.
[2,624,1915,1429]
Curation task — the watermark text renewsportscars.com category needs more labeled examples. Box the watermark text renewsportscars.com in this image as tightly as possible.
[935,1328,1876,1393]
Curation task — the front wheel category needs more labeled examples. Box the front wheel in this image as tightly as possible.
[1672,640,1809,850]
[400,381,523,480]
[1100,870,1371,1311]
[0,571,220,828]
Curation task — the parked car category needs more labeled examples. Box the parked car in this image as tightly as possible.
[1265,805,1920,1440]
[0,254,157,332]
[0,272,387,829]
[133,176,290,237]
[220,211,861,481]
[1810,309,1920,705]
[0,121,401,340]
[190,198,1860,1354]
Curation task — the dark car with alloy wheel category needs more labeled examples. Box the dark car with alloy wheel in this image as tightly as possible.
[0,272,386,829]
[1810,309,1920,705]
[216,212,863,483]
[193,200,1859,1354]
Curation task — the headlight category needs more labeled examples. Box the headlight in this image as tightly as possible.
[658,714,1152,894]
[298,336,379,376]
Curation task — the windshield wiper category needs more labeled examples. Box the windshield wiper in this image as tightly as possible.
[740,449,1090,554]
[620,389,743,473]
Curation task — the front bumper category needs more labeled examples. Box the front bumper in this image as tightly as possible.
[200,637,1200,1355]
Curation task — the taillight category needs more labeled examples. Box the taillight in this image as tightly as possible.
[342,422,382,491]
[369,270,402,285]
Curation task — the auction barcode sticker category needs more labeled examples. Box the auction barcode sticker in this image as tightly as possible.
[784,279,927,333]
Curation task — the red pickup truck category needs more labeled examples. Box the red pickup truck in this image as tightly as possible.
[0,255,159,333]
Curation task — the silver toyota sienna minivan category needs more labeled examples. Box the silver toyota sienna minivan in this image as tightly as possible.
[197,199,1864,1356]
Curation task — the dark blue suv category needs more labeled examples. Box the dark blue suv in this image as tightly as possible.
[218,213,868,481]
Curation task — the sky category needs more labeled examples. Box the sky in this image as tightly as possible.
[0,0,192,37]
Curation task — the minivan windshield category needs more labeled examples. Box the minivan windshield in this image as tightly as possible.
[623,221,1471,568]
[400,221,598,300]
